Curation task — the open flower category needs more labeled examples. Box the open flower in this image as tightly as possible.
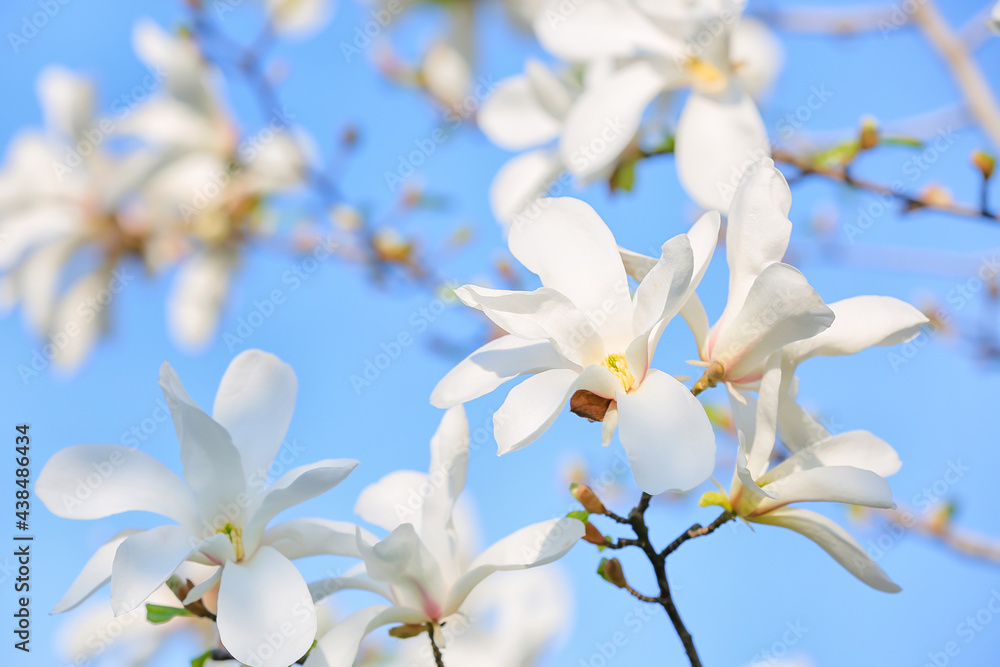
[701,362,902,592]
[304,406,583,667]
[622,158,835,401]
[532,0,780,212]
[37,350,363,667]
[432,197,718,494]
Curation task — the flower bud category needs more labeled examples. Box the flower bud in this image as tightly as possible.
[571,483,607,514]
[389,623,429,639]
[582,521,607,546]
[859,117,879,150]
[598,558,628,589]
[972,150,995,180]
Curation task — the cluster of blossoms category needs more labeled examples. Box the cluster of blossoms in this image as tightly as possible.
[0,20,309,369]
[40,158,926,666]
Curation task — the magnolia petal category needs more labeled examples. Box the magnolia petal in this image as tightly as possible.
[212,350,299,487]
[48,269,111,370]
[753,507,901,592]
[478,75,561,150]
[494,366,619,455]
[456,284,602,366]
[243,459,359,552]
[616,369,716,494]
[560,62,668,180]
[761,429,901,485]
[262,518,376,560]
[37,66,94,142]
[602,402,619,447]
[36,444,199,525]
[429,405,470,512]
[632,234,695,337]
[168,250,235,350]
[444,517,584,616]
[508,197,633,348]
[534,0,681,60]
[355,470,432,533]
[744,356,782,479]
[681,294,712,356]
[304,605,428,667]
[675,88,770,213]
[722,157,793,319]
[490,150,564,225]
[266,0,332,36]
[711,263,834,382]
[430,334,575,409]
[783,296,928,367]
[110,525,193,616]
[181,567,222,605]
[755,465,895,514]
[359,525,447,619]
[730,18,783,98]
[52,529,142,613]
[217,546,317,667]
[308,573,393,604]
[160,362,247,524]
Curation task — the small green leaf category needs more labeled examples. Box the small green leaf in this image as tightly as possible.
[882,135,923,148]
[191,649,213,667]
[147,603,194,625]
[610,159,636,193]
[566,510,590,523]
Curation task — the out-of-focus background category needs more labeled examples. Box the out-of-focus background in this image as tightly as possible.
[2,0,1000,665]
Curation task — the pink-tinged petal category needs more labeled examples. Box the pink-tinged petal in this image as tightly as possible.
[560,62,669,180]
[217,546,317,667]
[262,518,377,560]
[455,285,603,366]
[478,75,561,150]
[752,507,901,592]
[212,350,298,485]
[36,444,199,525]
[52,529,142,613]
[675,89,770,214]
[159,362,247,523]
[710,263,834,382]
[110,525,194,615]
[359,525,447,619]
[243,459,359,552]
[783,296,928,367]
[490,149,564,225]
[444,517,584,616]
[304,605,428,667]
[508,197,633,349]
[431,334,576,409]
[615,369,716,494]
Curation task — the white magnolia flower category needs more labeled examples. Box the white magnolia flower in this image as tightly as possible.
[622,159,833,404]
[532,0,780,212]
[478,60,620,224]
[700,362,902,592]
[390,567,572,667]
[990,1,1000,33]
[264,0,334,36]
[37,350,364,667]
[0,67,164,369]
[126,20,307,349]
[432,197,718,494]
[304,406,584,667]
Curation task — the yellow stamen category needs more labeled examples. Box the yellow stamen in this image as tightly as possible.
[602,354,635,392]
[219,522,245,562]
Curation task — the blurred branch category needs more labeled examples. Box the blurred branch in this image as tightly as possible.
[755,6,910,34]
[912,0,1000,149]
[877,506,1000,565]
[772,148,999,222]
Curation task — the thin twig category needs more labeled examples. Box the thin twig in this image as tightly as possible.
[877,507,1000,564]
[427,623,446,667]
[772,148,999,222]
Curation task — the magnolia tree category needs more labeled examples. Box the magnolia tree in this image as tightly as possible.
[9,0,1000,666]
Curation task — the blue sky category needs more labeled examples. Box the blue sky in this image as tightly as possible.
[2,0,1000,665]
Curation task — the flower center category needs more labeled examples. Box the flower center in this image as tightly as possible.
[685,57,729,94]
[602,354,635,392]
[218,522,245,562]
